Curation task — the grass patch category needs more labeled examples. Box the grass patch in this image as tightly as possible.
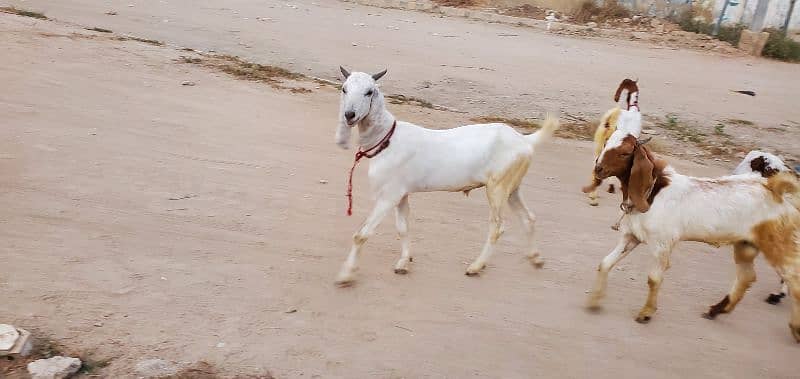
[762,28,800,62]
[386,94,435,109]
[471,116,539,129]
[658,114,705,143]
[574,0,630,24]
[726,118,754,126]
[178,54,308,92]
[471,115,594,140]
[714,123,727,136]
[0,6,47,19]
[431,0,476,7]
[87,27,113,33]
[673,9,745,45]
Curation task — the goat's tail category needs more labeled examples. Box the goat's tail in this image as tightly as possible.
[765,171,800,206]
[526,113,559,149]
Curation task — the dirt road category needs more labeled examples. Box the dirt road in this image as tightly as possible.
[1,12,798,379]
[7,1,800,139]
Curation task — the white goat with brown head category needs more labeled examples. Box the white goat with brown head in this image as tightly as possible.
[586,117,800,342]
[333,67,559,285]
[582,79,640,206]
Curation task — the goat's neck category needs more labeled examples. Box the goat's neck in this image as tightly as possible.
[357,96,395,149]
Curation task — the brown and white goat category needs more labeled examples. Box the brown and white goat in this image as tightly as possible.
[583,79,640,206]
[586,130,800,342]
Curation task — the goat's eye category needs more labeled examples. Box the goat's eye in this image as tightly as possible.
[365,90,373,97]
[342,87,347,94]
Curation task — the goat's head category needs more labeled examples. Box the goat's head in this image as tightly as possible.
[614,78,639,111]
[335,66,387,149]
[595,129,655,213]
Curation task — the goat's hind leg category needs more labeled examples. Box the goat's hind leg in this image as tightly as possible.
[465,183,508,276]
[393,195,412,275]
[508,188,544,268]
[704,242,758,319]
[784,274,800,342]
[587,233,640,310]
[336,194,402,286]
[766,279,788,305]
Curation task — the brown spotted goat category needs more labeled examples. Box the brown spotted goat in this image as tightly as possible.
[586,124,800,342]
[583,79,640,206]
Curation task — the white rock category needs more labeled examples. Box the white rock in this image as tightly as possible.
[134,359,178,378]
[0,324,20,351]
[27,356,82,379]
[586,22,598,28]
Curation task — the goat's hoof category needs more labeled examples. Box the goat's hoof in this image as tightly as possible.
[335,272,357,287]
[465,262,485,276]
[589,200,599,207]
[394,268,409,275]
[526,253,545,268]
[635,315,652,324]
[790,324,800,343]
[701,312,716,320]
[766,293,784,305]
[335,279,356,288]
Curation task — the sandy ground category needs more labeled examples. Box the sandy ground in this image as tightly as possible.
[1,11,799,379]
[5,0,800,161]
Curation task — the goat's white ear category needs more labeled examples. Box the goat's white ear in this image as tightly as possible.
[372,69,387,81]
[340,66,351,79]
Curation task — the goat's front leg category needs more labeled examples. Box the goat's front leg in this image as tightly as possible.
[582,174,602,206]
[335,194,402,286]
[587,233,640,310]
[393,195,412,274]
[704,242,758,319]
[636,243,675,323]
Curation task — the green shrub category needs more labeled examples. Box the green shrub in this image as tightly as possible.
[762,28,800,62]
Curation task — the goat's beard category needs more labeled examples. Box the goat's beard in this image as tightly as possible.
[335,116,352,149]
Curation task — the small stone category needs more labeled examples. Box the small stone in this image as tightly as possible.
[351,42,358,46]
[285,308,298,314]
[27,356,82,379]
[135,359,178,378]
[586,22,597,28]
[319,179,328,184]
[181,81,196,86]
[93,322,103,327]
[622,18,631,23]
[216,342,226,348]
[642,129,658,135]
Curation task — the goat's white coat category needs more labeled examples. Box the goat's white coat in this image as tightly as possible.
[334,71,558,284]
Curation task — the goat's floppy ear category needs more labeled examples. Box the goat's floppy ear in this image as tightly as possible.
[628,145,655,213]
[340,66,351,79]
[371,69,387,81]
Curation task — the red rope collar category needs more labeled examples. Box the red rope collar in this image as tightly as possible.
[346,120,397,216]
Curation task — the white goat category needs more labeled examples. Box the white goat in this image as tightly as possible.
[586,118,800,342]
[733,150,794,305]
[333,67,559,285]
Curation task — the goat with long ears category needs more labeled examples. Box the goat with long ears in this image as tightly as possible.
[583,79,640,206]
[586,122,800,342]
[333,66,559,285]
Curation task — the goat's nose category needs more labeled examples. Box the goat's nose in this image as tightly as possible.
[594,165,603,174]
[345,111,356,120]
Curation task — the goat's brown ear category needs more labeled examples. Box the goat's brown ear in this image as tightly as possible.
[628,145,655,212]
[614,79,639,102]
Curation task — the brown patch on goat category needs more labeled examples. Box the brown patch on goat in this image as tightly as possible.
[752,216,800,268]
[598,138,670,212]
[750,156,780,178]
[763,171,800,203]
